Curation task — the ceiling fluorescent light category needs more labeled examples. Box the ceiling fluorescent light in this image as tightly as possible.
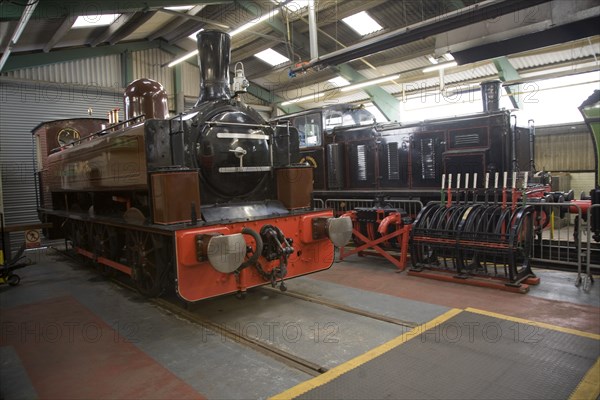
[281,92,325,106]
[342,11,383,36]
[254,48,289,66]
[168,50,199,67]
[73,14,121,28]
[422,61,457,73]
[230,9,280,37]
[340,74,400,92]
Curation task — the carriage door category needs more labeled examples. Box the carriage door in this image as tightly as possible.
[295,113,326,190]
[411,131,445,188]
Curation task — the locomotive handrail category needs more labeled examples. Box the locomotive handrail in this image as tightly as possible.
[50,114,146,153]
[205,120,271,128]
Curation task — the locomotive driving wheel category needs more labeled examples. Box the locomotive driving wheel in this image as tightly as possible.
[92,224,119,276]
[69,220,90,251]
[126,230,166,297]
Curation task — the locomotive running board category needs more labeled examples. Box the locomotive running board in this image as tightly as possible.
[75,247,133,276]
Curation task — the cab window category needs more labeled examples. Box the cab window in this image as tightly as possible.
[324,111,343,131]
[293,113,322,148]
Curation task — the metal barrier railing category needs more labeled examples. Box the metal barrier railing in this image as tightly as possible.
[529,202,582,275]
[312,198,325,210]
[583,204,599,290]
[323,198,424,218]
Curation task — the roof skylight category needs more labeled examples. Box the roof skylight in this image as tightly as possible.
[275,0,311,13]
[254,48,290,66]
[327,76,350,87]
[342,11,383,36]
[188,29,205,41]
[164,5,195,11]
[72,14,121,28]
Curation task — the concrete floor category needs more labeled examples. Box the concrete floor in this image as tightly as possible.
[1,247,598,399]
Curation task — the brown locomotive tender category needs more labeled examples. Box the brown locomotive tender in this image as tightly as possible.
[33,30,352,301]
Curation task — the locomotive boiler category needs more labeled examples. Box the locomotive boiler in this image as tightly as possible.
[34,30,352,301]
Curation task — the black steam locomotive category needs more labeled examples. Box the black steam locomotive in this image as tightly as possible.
[34,30,351,301]
[272,84,537,207]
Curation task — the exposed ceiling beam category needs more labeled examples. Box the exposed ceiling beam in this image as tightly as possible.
[493,56,522,109]
[295,0,386,34]
[109,11,158,45]
[2,40,185,72]
[167,23,207,45]
[291,0,553,74]
[336,64,400,122]
[0,0,38,72]
[237,2,400,119]
[246,84,303,114]
[158,7,229,29]
[43,17,75,53]
[90,13,137,47]
[0,1,228,20]
[147,5,207,41]
[232,39,280,63]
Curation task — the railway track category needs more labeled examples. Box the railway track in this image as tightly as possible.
[52,246,417,378]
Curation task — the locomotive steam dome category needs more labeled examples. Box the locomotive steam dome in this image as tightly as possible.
[123,78,169,120]
[193,30,271,198]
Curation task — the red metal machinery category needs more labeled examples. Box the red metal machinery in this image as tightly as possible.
[339,208,412,271]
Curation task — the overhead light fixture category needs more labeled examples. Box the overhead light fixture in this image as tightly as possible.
[281,92,326,106]
[168,9,280,67]
[327,76,351,87]
[443,52,455,61]
[73,14,121,28]
[230,8,280,37]
[280,74,400,106]
[188,29,204,41]
[164,5,195,11]
[342,11,383,36]
[274,0,310,13]
[168,50,199,67]
[422,61,457,73]
[427,55,439,65]
[254,48,289,66]
[340,74,400,92]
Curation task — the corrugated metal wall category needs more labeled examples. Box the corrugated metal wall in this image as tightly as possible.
[131,48,175,108]
[535,125,595,172]
[182,62,200,99]
[2,55,121,88]
[0,79,123,251]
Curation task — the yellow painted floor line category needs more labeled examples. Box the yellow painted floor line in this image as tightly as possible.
[465,307,600,340]
[269,308,462,400]
[569,357,600,400]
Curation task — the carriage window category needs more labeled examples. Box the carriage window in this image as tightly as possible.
[293,113,322,148]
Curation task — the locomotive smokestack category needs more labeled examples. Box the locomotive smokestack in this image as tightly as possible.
[480,80,501,112]
[195,30,232,105]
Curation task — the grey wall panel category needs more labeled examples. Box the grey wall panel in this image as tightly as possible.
[132,48,174,110]
[1,55,121,88]
[535,124,595,172]
[182,62,200,99]
[0,79,123,251]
